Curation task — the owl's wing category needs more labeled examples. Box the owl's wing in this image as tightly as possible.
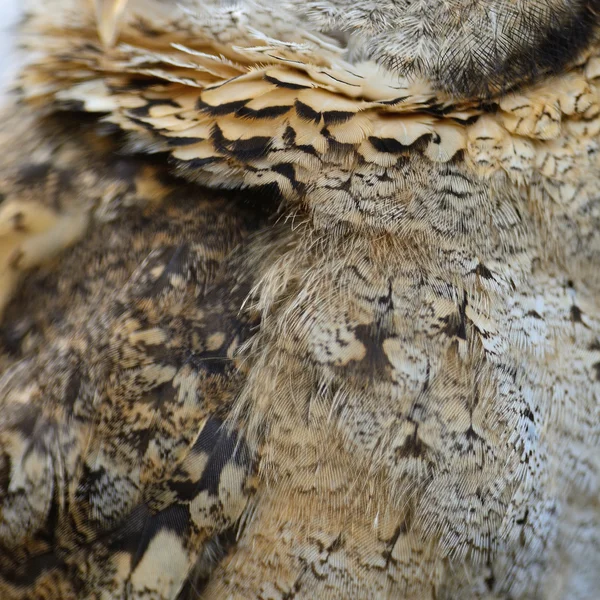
[0,106,265,599]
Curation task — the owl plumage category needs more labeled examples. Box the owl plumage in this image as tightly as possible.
[0,1,599,598]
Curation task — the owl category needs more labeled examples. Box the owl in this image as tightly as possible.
[0,0,598,598]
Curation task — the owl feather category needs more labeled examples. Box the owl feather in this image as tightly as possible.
[0,1,599,598]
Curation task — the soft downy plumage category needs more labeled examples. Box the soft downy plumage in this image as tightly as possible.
[0,1,598,598]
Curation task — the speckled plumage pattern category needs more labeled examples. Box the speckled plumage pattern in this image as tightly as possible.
[0,1,599,598]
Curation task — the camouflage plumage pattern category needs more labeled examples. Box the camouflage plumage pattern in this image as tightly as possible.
[0,1,599,598]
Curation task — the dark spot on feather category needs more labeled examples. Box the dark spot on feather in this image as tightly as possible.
[296,144,319,156]
[10,212,25,231]
[16,162,52,185]
[211,124,272,160]
[167,136,205,147]
[188,348,229,375]
[129,98,180,118]
[465,425,483,442]
[229,136,272,161]
[352,324,393,375]
[441,294,468,340]
[236,104,291,119]
[108,504,151,554]
[310,563,329,581]
[113,76,156,92]
[176,527,240,597]
[132,244,191,297]
[142,382,177,415]
[570,305,586,325]
[327,138,356,157]
[57,99,86,112]
[264,74,311,90]
[169,417,251,499]
[0,318,34,355]
[377,96,410,106]
[11,406,41,438]
[126,116,156,132]
[475,263,494,280]
[178,156,221,170]
[485,572,496,592]
[272,163,304,192]
[322,110,354,125]
[526,310,543,320]
[63,370,82,413]
[196,98,249,116]
[395,428,428,460]
[283,125,296,145]
[369,135,428,154]
[0,550,64,587]
[295,100,321,123]
[113,159,141,181]
[327,535,345,553]
[196,432,240,496]
[191,417,224,455]
[515,508,529,526]
[110,503,191,570]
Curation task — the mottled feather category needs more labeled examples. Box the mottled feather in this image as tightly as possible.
[0,1,598,599]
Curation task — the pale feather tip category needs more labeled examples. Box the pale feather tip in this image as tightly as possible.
[95,0,129,47]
